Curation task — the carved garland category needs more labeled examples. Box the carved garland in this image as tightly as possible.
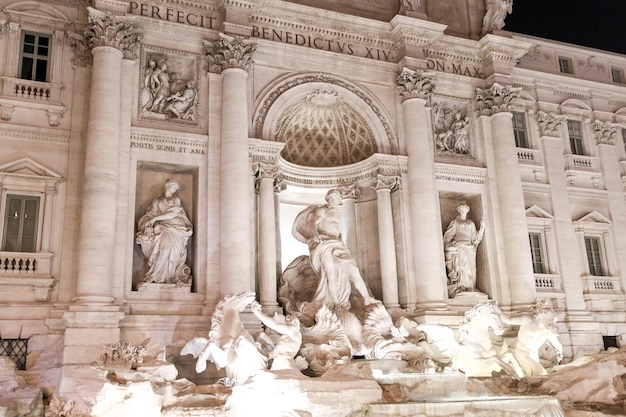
[253,74,399,155]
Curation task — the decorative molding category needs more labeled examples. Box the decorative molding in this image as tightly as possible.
[523,45,553,64]
[536,111,565,137]
[249,138,285,164]
[577,56,605,73]
[85,7,142,59]
[396,67,435,102]
[434,164,486,185]
[375,174,400,191]
[203,34,256,74]
[253,73,398,155]
[475,82,522,116]
[277,153,407,187]
[0,124,69,143]
[130,127,208,156]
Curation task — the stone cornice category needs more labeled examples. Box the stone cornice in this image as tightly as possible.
[249,138,285,164]
[131,127,208,149]
[276,153,408,187]
[389,15,446,48]
[434,164,486,185]
[249,5,396,50]
[477,35,532,66]
[424,36,482,65]
[0,124,70,144]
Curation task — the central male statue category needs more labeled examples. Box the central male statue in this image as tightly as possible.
[292,189,378,311]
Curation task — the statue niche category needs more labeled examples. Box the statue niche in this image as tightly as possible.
[136,178,193,288]
[443,203,485,298]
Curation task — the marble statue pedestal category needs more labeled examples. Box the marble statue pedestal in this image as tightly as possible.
[137,282,191,294]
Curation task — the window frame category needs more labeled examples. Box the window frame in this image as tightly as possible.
[567,119,585,155]
[611,67,625,84]
[526,206,562,293]
[529,232,547,274]
[512,111,530,148]
[18,31,51,83]
[584,235,606,277]
[1,194,41,253]
[558,56,574,74]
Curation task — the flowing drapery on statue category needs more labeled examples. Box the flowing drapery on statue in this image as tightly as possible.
[136,179,193,286]
[444,204,485,297]
[291,189,378,311]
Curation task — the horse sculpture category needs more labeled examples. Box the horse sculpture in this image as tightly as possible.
[182,290,267,385]
[418,301,523,378]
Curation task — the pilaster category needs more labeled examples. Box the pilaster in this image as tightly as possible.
[375,174,400,310]
[254,162,279,309]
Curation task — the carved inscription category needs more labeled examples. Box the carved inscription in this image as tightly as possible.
[426,59,482,78]
[250,26,394,62]
[131,141,206,155]
[129,2,216,29]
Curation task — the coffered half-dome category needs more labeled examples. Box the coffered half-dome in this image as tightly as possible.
[275,90,377,168]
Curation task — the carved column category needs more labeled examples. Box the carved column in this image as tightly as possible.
[73,9,141,305]
[254,162,279,309]
[396,68,447,310]
[376,175,401,309]
[204,35,257,297]
[338,184,359,260]
[476,83,535,308]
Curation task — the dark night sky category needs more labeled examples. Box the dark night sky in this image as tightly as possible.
[504,0,626,55]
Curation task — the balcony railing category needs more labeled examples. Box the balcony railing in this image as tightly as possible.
[0,252,55,301]
[534,273,563,292]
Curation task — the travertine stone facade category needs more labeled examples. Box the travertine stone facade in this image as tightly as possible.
[1,0,626,386]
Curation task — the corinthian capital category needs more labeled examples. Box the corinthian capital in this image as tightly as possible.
[396,67,435,102]
[85,7,142,59]
[474,82,522,116]
[536,111,565,137]
[65,32,92,67]
[203,34,257,74]
[592,120,618,145]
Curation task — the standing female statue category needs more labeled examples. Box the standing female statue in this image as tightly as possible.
[136,179,193,286]
[444,204,485,297]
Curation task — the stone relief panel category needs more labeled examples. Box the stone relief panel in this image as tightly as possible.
[431,99,474,159]
[139,48,199,124]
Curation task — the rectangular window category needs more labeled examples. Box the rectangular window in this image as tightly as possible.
[19,32,50,82]
[0,338,28,370]
[612,67,625,84]
[568,120,585,155]
[529,232,546,274]
[512,111,529,148]
[585,236,605,276]
[2,195,40,252]
[558,57,573,74]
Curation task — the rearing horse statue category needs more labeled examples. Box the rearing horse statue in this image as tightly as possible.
[418,301,523,378]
